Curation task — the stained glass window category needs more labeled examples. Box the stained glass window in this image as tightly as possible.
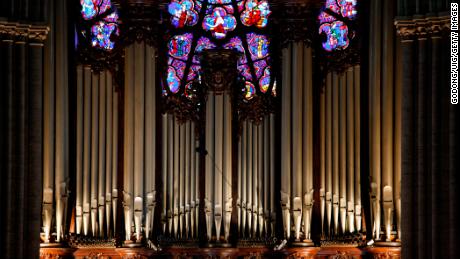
[79,0,120,50]
[165,0,274,99]
[318,0,357,52]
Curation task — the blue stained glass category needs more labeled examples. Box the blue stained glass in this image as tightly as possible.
[208,0,232,3]
[259,66,271,93]
[224,37,247,64]
[245,81,256,100]
[81,0,111,20]
[253,59,267,78]
[247,33,269,60]
[318,0,357,51]
[91,21,118,50]
[202,7,237,39]
[168,0,199,28]
[168,33,193,60]
[319,20,349,51]
[240,0,271,28]
[167,66,181,93]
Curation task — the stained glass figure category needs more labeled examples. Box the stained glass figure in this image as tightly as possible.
[168,0,199,28]
[79,0,120,50]
[165,0,274,96]
[240,0,271,28]
[318,0,357,51]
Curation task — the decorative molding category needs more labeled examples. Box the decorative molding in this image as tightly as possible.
[395,15,451,41]
[0,21,49,42]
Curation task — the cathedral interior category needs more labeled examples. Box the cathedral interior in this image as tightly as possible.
[0,0,458,258]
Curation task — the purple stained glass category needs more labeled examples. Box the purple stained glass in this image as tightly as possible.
[81,0,111,20]
[208,0,232,3]
[224,37,247,64]
[168,33,193,60]
[168,0,199,28]
[253,59,267,78]
[91,21,118,50]
[187,65,201,81]
[167,66,181,93]
[238,64,252,81]
[245,81,256,100]
[202,7,237,39]
[171,59,187,79]
[240,0,271,28]
[104,11,119,22]
[247,33,269,60]
[319,20,349,51]
[338,0,357,19]
[259,66,271,93]
[193,37,216,63]
[237,0,245,13]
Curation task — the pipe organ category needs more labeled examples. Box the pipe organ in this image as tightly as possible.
[74,66,119,238]
[280,42,314,243]
[238,115,276,239]
[319,67,362,238]
[123,42,157,243]
[204,92,233,242]
[161,114,199,239]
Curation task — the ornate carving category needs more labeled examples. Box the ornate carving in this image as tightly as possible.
[395,14,451,41]
[272,2,318,47]
[0,21,49,42]
[327,251,355,259]
[200,49,240,94]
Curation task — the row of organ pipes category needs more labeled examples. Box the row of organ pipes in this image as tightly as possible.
[237,116,276,238]
[41,40,401,244]
[319,68,363,237]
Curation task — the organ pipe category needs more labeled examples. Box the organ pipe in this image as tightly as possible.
[83,67,91,236]
[179,122,185,237]
[280,45,291,239]
[91,72,99,237]
[326,73,332,236]
[185,121,191,238]
[76,65,83,236]
[123,44,134,241]
[354,66,362,232]
[320,73,326,236]
[98,71,106,238]
[223,94,233,241]
[162,114,168,234]
[332,72,339,235]
[105,72,113,236]
[339,74,347,233]
[346,68,355,233]
[112,87,119,236]
[205,93,214,240]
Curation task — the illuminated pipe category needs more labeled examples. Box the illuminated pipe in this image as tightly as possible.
[179,122,186,238]
[354,66,362,232]
[105,72,113,236]
[269,114,276,236]
[168,115,174,235]
[302,45,313,241]
[123,45,135,241]
[42,14,56,241]
[257,123,264,237]
[190,121,196,238]
[263,116,269,236]
[252,123,258,237]
[112,88,119,236]
[280,45,292,239]
[332,72,339,235]
[195,134,200,237]
[247,122,253,237]
[394,49,402,239]
[205,93,214,240]
[292,42,303,241]
[326,73,332,236]
[55,0,69,240]
[173,118,180,237]
[339,74,347,234]
[320,73,326,236]
[91,72,100,237]
[145,45,156,239]
[185,121,191,238]
[83,66,91,236]
[370,0,382,240]
[237,122,242,236]
[162,114,168,234]
[223,93,232,241]
[133,42,145,242]
[98,71,107,237]
[75,65,83,236]
[241,121,247,236]
[214,93,224,240]
[346,68,355,233]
